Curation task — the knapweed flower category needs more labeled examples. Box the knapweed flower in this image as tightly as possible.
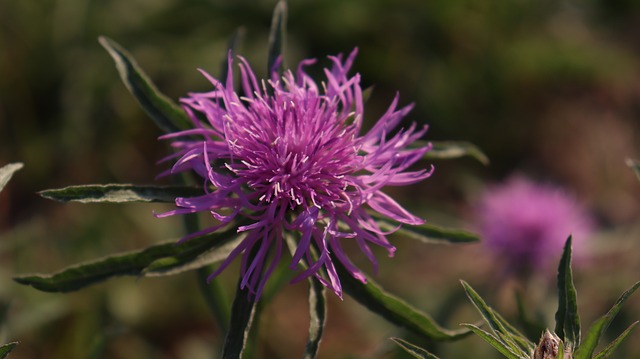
[158,49,432,299]
[476,176,594,275]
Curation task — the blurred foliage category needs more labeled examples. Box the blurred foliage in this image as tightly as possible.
[1,0,639,358]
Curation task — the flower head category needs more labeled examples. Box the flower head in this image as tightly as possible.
[159,49,432,298]
[476,176,594,275]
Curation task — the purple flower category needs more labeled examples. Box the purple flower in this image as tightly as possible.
[476,176,594,274]
[158,49,433,298]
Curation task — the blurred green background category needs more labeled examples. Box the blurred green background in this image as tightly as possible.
[1,0,639,358]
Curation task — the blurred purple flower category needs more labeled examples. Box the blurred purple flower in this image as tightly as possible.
[158,49,433,299]
[476,176,594,274]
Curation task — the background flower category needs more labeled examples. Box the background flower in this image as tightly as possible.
[476,176,594,276]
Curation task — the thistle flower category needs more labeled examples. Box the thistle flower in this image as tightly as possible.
[476,176,594,275]
[158,49,433,299]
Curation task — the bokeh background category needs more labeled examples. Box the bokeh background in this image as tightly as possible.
[1,0,639,358]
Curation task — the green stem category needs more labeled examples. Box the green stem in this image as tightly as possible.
[174,173,231,340]
[196,265,230,334]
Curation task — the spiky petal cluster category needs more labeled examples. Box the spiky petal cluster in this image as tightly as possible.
[477,176,594,275]
[159,50,432,298]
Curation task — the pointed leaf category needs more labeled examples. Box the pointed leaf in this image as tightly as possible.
[461,324,521,359]
[0,163,23,193]
[267,0,287,75]
[303,276,326,359]
[627,158,640,182]
[99,36,191,133]
[574,281,640,359]
[593,321,639,359]
[375,217,479,244]
[555,236,580,349]
[14,225,242,292]
[221,279,257,359]
[494,310,536,354]
[0,342,17,358]
[337,261,470,341]
[418,141,489,165]
[461,281,529,357]
[390,337,440,359]
[39,184,202,203]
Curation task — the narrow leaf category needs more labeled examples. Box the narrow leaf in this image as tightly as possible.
[461,324,521,359]
[0,342,17,358]
[390,337,440,359]
[337,261,470,341]
[14,225,242,292]
[39,184,201,203]
[221,280,257,359]
[461,281,529,357]
[419,141,489,165]
[555,236,581,349]
[99,36,191,133]
[574,281,640,359]
[267,0,287,75]
[494,310,536,353]
[303,276,326,359]
[593,321,639,359]
[626,158,640,182]
[375,217,479,244]
[0,163,23,193]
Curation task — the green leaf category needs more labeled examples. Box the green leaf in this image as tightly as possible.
[267,0,287,75]
[419,141,489,165]
[221,280,257,359]
[374,217,479,244]
[337,261,470,341]
[0,163,23,193]
[461,324,521,359]
[626,158,640,182]
[39,184,202,203]
[390,337,440,359]
[461,281,530,357]
[0,342,17,358]
[14,225,242,292]
[593,321,639,359]
[99,36,191,133]
[303,277,326,359]
[574,281,640,359]
[555,236,581,350]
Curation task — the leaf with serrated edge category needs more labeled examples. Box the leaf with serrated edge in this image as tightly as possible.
[390,337,440,359]
[267,0,287,75]
[337,260,469,341]
[417,140,489,165]
[14,225,241,292]
[99,36,191,133]
[574,281,640,359]
[375,217,479,244]
[555,236,580,350]
[462,324,521,359]
[461,281,529,357]
[0,342,17,358]
[593,321,639,359]
[39,184,202,203]
[221,278,257,359]
[144,235,242,276]
[303,276,326,359]
[0,163,23,193]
